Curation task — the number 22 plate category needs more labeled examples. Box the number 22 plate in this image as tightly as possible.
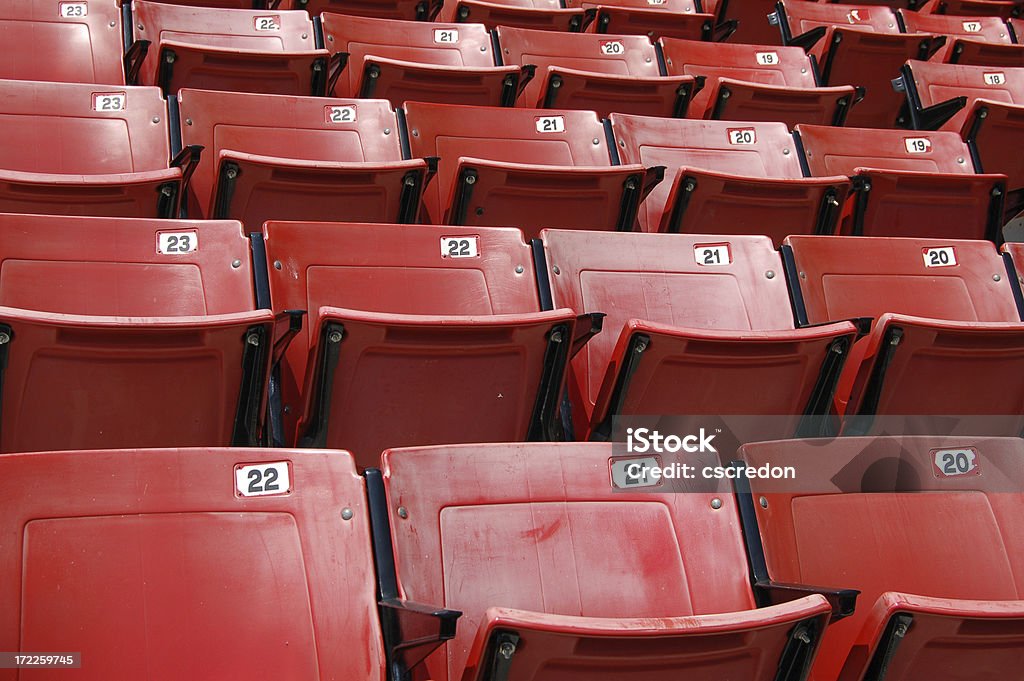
[235,461,291,497]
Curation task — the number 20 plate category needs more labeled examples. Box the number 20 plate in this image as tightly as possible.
[235,461,291,497]
[932,448,980,478]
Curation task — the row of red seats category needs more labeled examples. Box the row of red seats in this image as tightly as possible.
[0,80,1014,240]
[1,437,1021,681]
[3,213,1024,462]
[0,0,713,89]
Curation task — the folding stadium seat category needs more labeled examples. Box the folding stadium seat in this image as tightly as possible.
[702,0,784,45]
[1013,16,1023,36]
[0,79,191,218]
[609,114,850,240]
[177,88,432,226]
[783,235,1024,424]
[962,99,1024,214]
[795,124,1007,240]
[0,0,125,84]
[771,0,945,127]
[283,0,444,19]
[739,436,1024,681]
[377,441,844,681]
[403,101,663,237]
[564,0,715,42]
[262,221,591,467]
[919,0,1024,19]
[659,38,859,127]
[540,230,859,441]
[899,10,1024,65]
[437,0,595,31]
[897,59,1024,131]
[0,214,275,453]
[321,13,529,106]
[0,447,458,681]
[495,26,700,116]
[127,0,335,95]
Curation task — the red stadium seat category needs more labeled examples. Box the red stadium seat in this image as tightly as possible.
[178,88,432,226]
[899,11,1024,65]
[795,123,1007,240]
[262,221,589,467]
[703,0,783,45]
[660,38,859,127]
[783,235,1024,423]
[772,0,943,127]
[962,99,1024,213]
[322,13,530,106]
[128,1,334,95]
[0,79,189,218]
[0,447,402,680]
[403,101,664,238]
[379,441,838,681]
[898,59,1024,131]
[0,0,125,84]
[0,214,274,453]
[495,26,699,116]
[568,0,714,43]
[285,0,443,18]
[739,436,1024,681]
[919,0,1023,20]
[437,0,595,31]
[541,230,858,440]
[609,114,850,239]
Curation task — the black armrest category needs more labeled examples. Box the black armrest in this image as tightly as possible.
[124,39,150,86]
[571,313,605,359]
[713,19,739,42]
[380,597,462,677]
[787,25,827,52]
[169,144,203,189]
[755,580,859,622]
[272,310,305,368]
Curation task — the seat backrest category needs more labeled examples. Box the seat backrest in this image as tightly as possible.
[784,234,1020,324]
[263,220,542,389]
[0,79,170,175]
[0,0,125,84]
[321,12,496,80]
[0,447,383,681]
[610,114,804,229]
[780,0,904,35]
[899,10,1014,43]
[133,0,318,52]
[296,0,443,20]
[707,0,786,44]
[496,24,662,79]
[906,60,1024,128]
[927,0,1023,18]
[403,101,614,222]
[543,229,797,407]
[660,37,819,89]
[178,88,404,217]
[0,213,255,316]
[383,441,757,681]
[571,0,699,11]
[741,435,1024,681]
[796,123,976,175]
